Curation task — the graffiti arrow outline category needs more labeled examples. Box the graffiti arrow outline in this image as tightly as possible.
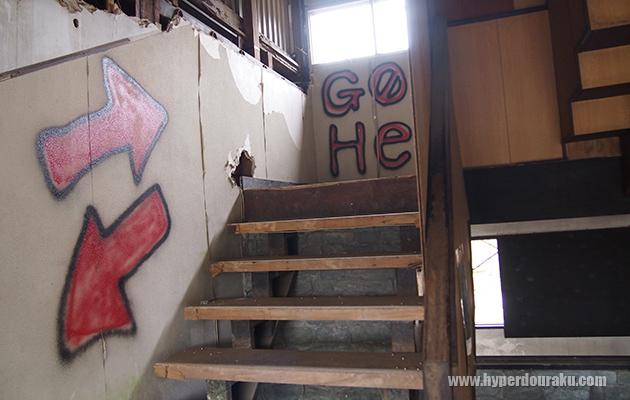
[57,184,171,362]
[37,57,168,199]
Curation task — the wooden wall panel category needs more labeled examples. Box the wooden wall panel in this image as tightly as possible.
[448,21,511,168]
[497,11,563,163]
[586,0,630,30]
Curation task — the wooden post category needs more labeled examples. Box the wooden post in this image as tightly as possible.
[136,0,160,24]
[290,0,309,87]
[242,0,261,61]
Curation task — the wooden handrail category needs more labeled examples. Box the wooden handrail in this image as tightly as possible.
[408,7,476,398]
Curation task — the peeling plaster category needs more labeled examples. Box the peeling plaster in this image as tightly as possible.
[227,50,261,105]
[199,32,221,60]
[263,72,305,149]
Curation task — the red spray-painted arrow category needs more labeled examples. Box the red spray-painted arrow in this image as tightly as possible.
[37,57,168,199]
[58,184,170,361]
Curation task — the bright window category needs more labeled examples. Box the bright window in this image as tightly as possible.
[472,239,504,327]
[308,0,409,64]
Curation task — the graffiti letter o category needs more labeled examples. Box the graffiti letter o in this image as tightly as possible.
[369,62,407,106]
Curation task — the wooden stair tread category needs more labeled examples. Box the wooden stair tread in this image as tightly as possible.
[154,347,424,390]
[185,296,425,321]
[572,93,630,135]
[210,253,423,276]
[578,44,630,89]
[227,212,421,234]
[586,0,630,31]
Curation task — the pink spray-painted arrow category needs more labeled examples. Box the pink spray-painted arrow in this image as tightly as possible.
[37,57,168,198]
[58,184,170,361]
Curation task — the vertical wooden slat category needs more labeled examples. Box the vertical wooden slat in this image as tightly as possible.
[497,11,563,163]
[448,20,510,168]
[392,267,419,353]
[137,0,160,23]
[243,0,261,60]
[290,0,309,85]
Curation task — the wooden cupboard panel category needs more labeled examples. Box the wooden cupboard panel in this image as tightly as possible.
[587,0,630,30]
[572,95,630,135]
[448,21,511,168]
[498,11,563,163]
[579,45,630,89]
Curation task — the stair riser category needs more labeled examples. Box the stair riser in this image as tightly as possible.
[242,175,418,222]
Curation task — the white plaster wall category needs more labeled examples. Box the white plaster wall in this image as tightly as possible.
[0,10,315,400]
[311,52,417,182]
[0,0,159,74]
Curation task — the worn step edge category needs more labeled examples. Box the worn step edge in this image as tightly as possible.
[227,212,421,234]
[210,253,423,276]
[185,296,425,321]
[154,347,424,390]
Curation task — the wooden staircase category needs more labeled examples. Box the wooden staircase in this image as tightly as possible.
[155,10,474,399]
[550,0,630,149]
[154,175,427,396]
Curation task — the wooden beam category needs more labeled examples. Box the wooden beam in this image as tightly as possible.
[210,253,423,276]
[137,0,160,24]
[227,212,421,235]
[186,296,425,321]
[186,0,245,36]
[155,347,424,390]
[242,0,261,60]
[242,175,418,222]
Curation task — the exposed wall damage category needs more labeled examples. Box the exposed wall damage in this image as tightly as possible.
[225,136,255,186]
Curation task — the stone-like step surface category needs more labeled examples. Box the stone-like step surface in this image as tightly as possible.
[185,296,425,321]
[154,347,424,390]
[210,253,423,276]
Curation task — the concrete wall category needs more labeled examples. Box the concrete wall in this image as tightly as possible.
[310,52,417,181]
[0,4,315,399]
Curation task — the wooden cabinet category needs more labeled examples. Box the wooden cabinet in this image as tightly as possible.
[448,11,563,168]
